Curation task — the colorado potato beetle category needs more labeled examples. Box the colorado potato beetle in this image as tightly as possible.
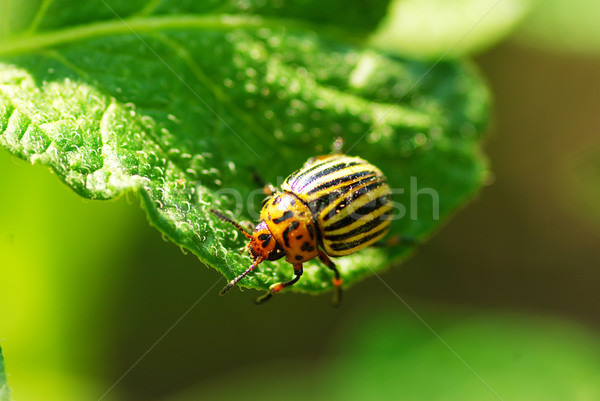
[211,153,392,305]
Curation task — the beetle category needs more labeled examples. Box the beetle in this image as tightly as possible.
[210,153,392,305]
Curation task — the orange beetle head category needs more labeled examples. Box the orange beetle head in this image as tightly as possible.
[209,209,285,295]
[248,221,285,262]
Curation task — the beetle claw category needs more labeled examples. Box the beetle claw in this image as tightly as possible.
[254,292,273,304]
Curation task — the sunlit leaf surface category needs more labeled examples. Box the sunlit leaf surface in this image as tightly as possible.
[0,346,9,401]
[0,0,490,294]
[515,0,600,54]
[370,0,535,58]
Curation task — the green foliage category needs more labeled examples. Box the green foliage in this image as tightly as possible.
[370,0,536,58]
[0,0,389,39]
[168,311,600,401]
[0,346,9,401]
[0,1,490,294]
[333,312,600,400]
[515,0,600,54]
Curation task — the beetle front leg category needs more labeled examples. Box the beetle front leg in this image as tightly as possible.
[318,250,342,307]
[255,264,303,304]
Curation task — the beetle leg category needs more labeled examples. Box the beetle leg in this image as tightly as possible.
[255,264,303,304]
[317,250,342,307]
[262,184,277,196]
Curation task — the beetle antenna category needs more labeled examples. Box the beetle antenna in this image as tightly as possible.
[209,209,252,240]
[220,257,263,295]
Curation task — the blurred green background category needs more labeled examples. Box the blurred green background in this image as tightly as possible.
[2,0,600,400]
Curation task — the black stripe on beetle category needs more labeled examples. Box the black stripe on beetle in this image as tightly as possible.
[273,210,294,224]
[305,170,376,195]
[324,215,388,242]
[321,180,386,220]
[301,241,315,252]
[324,195,391,230]
[307,224,315,240]
[307,161,361,181]
[262,236,271,247]
[282,221,300,247]
[305,176,382,215]
[293,161,361,192]
[287,158,340,185]
[329,227,389,252]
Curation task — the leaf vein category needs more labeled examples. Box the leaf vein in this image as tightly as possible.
[0,14,336,57]
[153,33,283,155]
[26,0,56,35]
[135,0,164,17]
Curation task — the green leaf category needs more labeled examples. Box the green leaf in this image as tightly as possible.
[514,0,600,54]
[0,0,389,39]
[0,345,9,401]
[370,0,536,59]
[0,2,490,295]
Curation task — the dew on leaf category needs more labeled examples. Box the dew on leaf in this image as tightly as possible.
[264,109,275,120]
[367,131,380,143]
[292,122,304,133]
[429,126,442,140]
[227,161,236,173]
[268,36,281,47]
[413,132,427,147]
[288,80,301,94]
[167,114,180,123]
[0,12,490,295]
[244,82,257,93]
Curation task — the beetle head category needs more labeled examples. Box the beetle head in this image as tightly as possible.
[209,209,283,295]
[248,220,284,262]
